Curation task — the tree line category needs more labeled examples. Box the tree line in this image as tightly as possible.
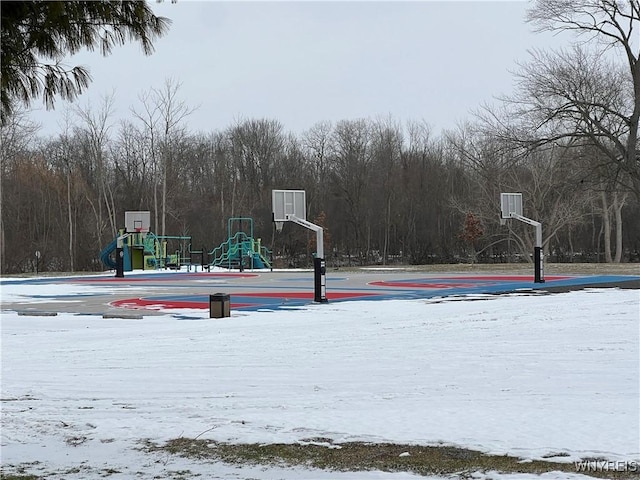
[1,0,638,273]
[1,84,637,273]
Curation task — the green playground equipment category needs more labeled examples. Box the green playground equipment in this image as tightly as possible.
[209,217,272,270]
[100,216,271,272]
[142,234,192,269]
[100,230,192,271]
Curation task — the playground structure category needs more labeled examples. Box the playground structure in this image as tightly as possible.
[100,231,191,271]
[208,217,271,270]
[100,214,271,273]
[98,194,323,304]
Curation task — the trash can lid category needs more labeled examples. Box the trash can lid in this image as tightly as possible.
[210,293,230,299]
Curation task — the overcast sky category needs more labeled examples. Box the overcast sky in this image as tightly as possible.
[30,0,571,137]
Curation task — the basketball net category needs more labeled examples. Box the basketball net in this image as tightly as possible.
[275,221,284,233]
[136,228,148,239]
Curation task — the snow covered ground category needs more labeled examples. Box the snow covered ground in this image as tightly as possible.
[1,276,638,479]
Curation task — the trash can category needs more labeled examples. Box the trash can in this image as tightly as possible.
[209,293,231,318]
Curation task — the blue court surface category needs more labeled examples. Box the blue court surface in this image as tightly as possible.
[2,270,638,314]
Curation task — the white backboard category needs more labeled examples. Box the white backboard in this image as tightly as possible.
[272,190,306,222]
[125,211,150,232]
[500,193,523,219]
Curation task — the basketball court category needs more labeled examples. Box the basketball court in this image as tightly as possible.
[2,268,638,317]
[3,191,638,317]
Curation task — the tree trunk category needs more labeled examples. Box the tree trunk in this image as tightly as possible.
[601,190,612,263]
[153,181,159,234]
[102,170,116,235]
[613,191,627,263]
[0,207,5,271]
[161,153,167,237]
[67,170,74,271]
[627,50,640,201]
[383,194,391,265]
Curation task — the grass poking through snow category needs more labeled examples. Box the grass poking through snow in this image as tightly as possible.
[144,438,637,479]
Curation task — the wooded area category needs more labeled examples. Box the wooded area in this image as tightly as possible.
[1,88,637,273]
[1,0,638,274]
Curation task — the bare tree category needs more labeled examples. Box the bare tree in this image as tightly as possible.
[505,144,594,260]
[131,79,195,236]
[506,47,631,187]
[584,145,632,263]
[328,119,372,263]
[74,93,117,243]
[0,107,40,270]
[227,118,285,217]
[52,108,77,271]
[446,123,594,262]
[526,0,640,198]
[301,120,333,212]
[446,124,522,260]
[111,120,154,210]
[154,79,195,237]
[370,116,403,264]
[401,120,453,263]
[131,89,161,233]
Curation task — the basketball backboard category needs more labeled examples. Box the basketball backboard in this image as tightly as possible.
[272,190,306,222]
[500,193,523,219]
[125,211,150,233]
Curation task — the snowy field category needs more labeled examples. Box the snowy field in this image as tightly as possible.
[1,276,639,479]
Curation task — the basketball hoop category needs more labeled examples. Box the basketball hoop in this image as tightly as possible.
[275,221,284,233]
[126,211,150,238]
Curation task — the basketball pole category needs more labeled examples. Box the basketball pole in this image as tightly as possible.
[534,246,543,284]
[115,232,135,278]
[500,194,544,284]
[272,190,327,303]
[115,233,127,278]
[509,213,544,283]
[287,215,328,303]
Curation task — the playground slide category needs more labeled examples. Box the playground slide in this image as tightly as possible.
[253,252,270,269]
[100,238,118,270]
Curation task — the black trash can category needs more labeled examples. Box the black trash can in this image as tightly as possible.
[209,293,231,318]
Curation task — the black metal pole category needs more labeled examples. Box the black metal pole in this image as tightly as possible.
[534,246,544,283]
[313,257,328,303]
[115,247,124,278]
